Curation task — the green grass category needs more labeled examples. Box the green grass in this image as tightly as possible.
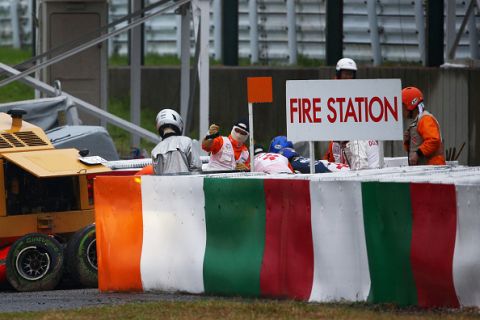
[0,46,32,65]
[107,97,158,157]
[108,53,129,66]
[0,299,479,320]
[0,47,35,102]
[108,53,323,67]
[109,53,224,66]
[109,53,184,66]
[0,82,34,103]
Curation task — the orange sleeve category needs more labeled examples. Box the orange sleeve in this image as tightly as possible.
[323,141,334,162]
[202,136,224,154]
[417,115,442,157]
[135,164,153,176]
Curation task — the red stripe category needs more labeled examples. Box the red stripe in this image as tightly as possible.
[410,183,459,308]
[260,179,314,300]
[0,246,9,284]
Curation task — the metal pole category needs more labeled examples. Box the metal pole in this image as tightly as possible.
[309,141,315,174]
[249,0,258,64]
[249,102,255,172]
[468,1,479,59]
[100,0,109,126]
[378,140,384,168]
[180,5,191,126]
[130,0,142,148]
[197,0,210,139]
[367,0,381,65]
[213,0,222,61]
[31,0,36,58]
[445,0,456,60]
[10,0,20,48]
[0,63,160,143]
[26,0,33,50]
[447,0,476,60]
[414,0,426,65]
[0,0,192,88]
[287,0,297,64]
[176,15,182,59]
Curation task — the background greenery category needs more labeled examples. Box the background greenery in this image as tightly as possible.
[0,47,331,158]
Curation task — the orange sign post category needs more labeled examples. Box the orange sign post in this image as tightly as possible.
[247,77,273,172]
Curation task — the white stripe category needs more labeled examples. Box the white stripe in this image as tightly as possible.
[140,176,206,293]
[309,180,370,302]
[453,184,480,307]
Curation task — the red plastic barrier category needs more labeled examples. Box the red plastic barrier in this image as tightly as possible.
[0,246,10,284]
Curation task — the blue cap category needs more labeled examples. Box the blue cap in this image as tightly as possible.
[268,136,293,153]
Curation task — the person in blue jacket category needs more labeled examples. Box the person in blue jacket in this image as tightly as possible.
[268,136,330,173]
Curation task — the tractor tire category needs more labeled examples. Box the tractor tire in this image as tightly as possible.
[6,233,64,292]
[65,224,97,288]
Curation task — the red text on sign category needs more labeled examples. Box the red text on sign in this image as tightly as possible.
[289,98,322,123]
[288,96,398,124]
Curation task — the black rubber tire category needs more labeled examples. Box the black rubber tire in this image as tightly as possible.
[65,224,97,288]
[6,233,64,292]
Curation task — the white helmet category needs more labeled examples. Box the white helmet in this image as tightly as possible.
[155,108,184,137]
[336,58,357,71]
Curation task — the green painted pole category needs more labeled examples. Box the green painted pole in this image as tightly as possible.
[222,0,239,66]
[325,0,343,66]
[426,0,444,67]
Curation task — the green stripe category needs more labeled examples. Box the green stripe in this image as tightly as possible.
[203,178,266,297]
[362,182,417,306]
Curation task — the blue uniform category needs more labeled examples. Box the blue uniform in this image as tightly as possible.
[291,156,330,173]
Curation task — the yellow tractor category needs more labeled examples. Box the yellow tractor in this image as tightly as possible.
[0,109,111,291]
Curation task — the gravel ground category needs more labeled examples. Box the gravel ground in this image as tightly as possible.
[0,288,203,313]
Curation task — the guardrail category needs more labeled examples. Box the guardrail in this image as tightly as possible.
[95,166,480,308]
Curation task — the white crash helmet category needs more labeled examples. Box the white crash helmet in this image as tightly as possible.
[336,58,357,72]
[155,108,184,138]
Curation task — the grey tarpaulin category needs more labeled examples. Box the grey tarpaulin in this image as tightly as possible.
[47,125,119,161]
[0,96,80,131]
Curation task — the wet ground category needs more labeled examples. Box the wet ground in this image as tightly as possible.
[0,287,202,313]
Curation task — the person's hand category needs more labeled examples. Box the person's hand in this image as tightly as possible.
[403,130,410,145]
[235,163,249,171]
[209,124,219,135]
[409,152,419,165]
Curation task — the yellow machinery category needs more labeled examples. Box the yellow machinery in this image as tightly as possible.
[0,109,111,291]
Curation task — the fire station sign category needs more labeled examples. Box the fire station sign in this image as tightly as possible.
[286,79,403,141]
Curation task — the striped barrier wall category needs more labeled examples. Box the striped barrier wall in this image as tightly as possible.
[94,168,480,308]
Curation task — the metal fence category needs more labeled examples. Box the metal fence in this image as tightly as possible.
[1,0,479,64]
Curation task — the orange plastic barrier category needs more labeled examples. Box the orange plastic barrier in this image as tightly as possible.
[95,176,144,292]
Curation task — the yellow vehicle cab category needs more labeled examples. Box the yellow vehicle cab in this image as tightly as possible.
[0,109,111,291]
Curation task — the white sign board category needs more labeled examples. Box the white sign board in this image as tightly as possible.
[286,79,403,141]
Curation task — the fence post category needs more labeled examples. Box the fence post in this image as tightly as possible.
[213,0,222,61]
[249,0,258,64]
[414,0,426,65]
[425,0,444,66]
[10,0,21,48]
[367,0,381,66]
[325,0,343,66]
[287,0,297,64]
[222,0,238,65]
